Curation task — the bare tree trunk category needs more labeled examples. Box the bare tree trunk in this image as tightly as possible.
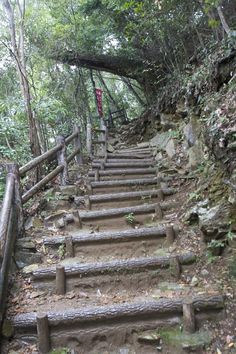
[217,5,231,36]
[1,0,42,159]
[90,69,100,118]
[97,72,120,110]
[121,77,146,107]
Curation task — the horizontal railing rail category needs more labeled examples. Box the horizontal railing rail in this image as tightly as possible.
[0,124,84,332]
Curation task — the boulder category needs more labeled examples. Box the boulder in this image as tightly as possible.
[107,143,115,153]
[150,131,172,150]
[183,115,201,148]
[199,204,231,242]
[187,140,205,168]
[160,113,177,131]
[165,138,176,158]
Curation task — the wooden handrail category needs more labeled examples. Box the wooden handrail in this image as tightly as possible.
[22,165,64,204]
[19,130,80,176]
[65,131,78,145]
[19,144,63,176]
[67,147,80,164]
[0,125,84,334]
[0,174,15,256]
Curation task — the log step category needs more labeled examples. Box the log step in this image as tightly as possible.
[92,162,155,169]
[10,295,224,334]
[43,225,176,247]
[90,177,159,189]
[107,153,153,159]
[76,188,175,205]
[93,158,154,164]
[79,202,174,221]
[88,168,157,177]
[31,253,196,283]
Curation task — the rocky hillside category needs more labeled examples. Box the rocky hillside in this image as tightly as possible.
[117,44,236,251]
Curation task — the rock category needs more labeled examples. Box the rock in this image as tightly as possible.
[15,251,42,268]
[165,138,176,158]
[187,140,205,168]
[16,238,35,250]
[176,99,188,117]
[55,217,66,229]
[137,142,150,148]
[201,269,209,277]
[199,204,230,242]
[57,185,79,196]
[155,152,163,161]
[150,131,171,150]
[183,115,201,148]
[2,319,14,338]
[183,199,209,225]
[160,113,177,131]
[107,143,115,153]
[25,216,43,230]
[138,330,161,345]
[228,141,236,151]
[190,276,199,287]
[22,263,40,274]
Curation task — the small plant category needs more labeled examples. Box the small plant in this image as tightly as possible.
[188,192,201,201]
[125,212,135,225]
[207,226,236,258]
[57,244,65,259]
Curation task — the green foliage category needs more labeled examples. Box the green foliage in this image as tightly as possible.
[0,169,6,201]
[207,227,236,259]
[57,244,66,259]
[125,212,135,225]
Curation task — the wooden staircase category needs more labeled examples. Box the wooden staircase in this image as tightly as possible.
[2,143,225,354]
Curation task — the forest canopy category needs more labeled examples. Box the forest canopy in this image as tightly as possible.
[0,0,235,161]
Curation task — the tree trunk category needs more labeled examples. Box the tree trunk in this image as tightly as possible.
[121,77,146,106]
[97,72,120,110]
[1,0,41,158]
[217,5,231,36]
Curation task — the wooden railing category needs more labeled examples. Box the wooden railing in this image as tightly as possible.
[0,124,83,328]
[105,108,128,128]
[86,119,108,159]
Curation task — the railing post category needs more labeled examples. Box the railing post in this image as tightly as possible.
[86,123,92,158]
[100,120,108,159]
[73,125,83,165]
[56,136,69,186]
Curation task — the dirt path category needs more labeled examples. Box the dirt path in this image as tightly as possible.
[2,143,224,354]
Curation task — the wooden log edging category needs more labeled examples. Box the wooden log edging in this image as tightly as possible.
[79,202,176,221]
[31,253,196,280]
[88,168,157,177]
[92,162,155,169]
[93,158,154,164]
[107,153,153,160]
[10,295,224,329]
[22,165,64,204]
[90,178,158,189]
[43,226,173,246]
[75,188,175,205]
